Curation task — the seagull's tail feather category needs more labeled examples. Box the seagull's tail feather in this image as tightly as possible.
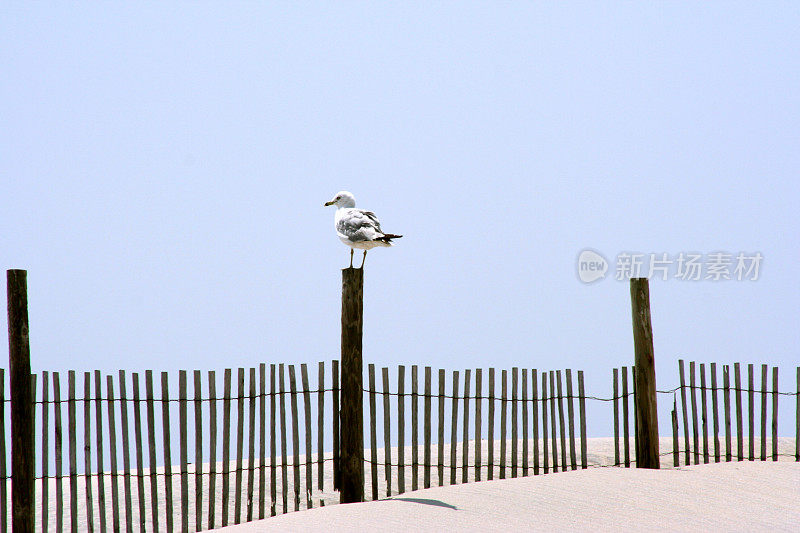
[377,233,402,244]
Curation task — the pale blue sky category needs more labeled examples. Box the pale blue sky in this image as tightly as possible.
[2,2,798,436]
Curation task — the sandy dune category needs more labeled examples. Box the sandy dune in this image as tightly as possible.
[24,437,798,531]
[219,461,800,532]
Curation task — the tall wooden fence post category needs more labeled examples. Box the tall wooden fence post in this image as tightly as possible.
[8,269,34,532]
[340,267,364,503]
[630,278,660,469]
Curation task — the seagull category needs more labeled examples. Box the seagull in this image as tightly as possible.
[324,191,402,268]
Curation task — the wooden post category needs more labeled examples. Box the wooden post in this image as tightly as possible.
[630,278,659,469]
[7,269,34,532]
[339,267,364,503]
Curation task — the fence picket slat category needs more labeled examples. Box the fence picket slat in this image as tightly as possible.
[193,370,203,532]
[106,376,120,533]
[398,365,406,494]
[474,369,482,482]
[511,368,518,478]
[279,364,288,514]
[178,371,188,533]
[118,371,133,533]
[556,370,567,470]
[411,365,419,491]
[53,372,64,533]
[759,364,767,461]
[368,364,378,501]
[499,370,507,479]
[208,371,218,529]
[678,360,690,465]
[450,370,459,485]
[723,365,731,462]
[689,362,699,465]
[132,373,146,533]
[700,363,709,464]
[612,368,619,466]
[622,367,630,468]
[69,371,79,533]
[711,363,720,463]
[268,366,276,517]
[438,369,445,487]
[521,369,528,477]
[316,362,323,496]
[550,371,558,472]
[772,367,778,461]
[748,364,754,461]
[796,367,799,462]
[424,367,432,489]
[382,367,392,496]
[222,368,232,524]
[260,364,267,517]
[91,371,106,533]
[578,371,587,469]
[161,372,174,533]
[672,398,679,467]
[145,371,159,533]
[462,369,471,483]
[747,363,756,461]
[278,364,291,513]
[532,369,539,475]
[632,367,638,462]
[84,372,96,533]
[236,368,246,521]
[42,372,50,533]
[0,370,6,533]
[541,372,549,474]
[331,361,339,493]
[245,367,258,522]
[288,366,300,512]
[566,369,576,470]
[487,368,495,481]
[249,368,259,518]
[300,365,312,510]
[269,365,276,517]
[734,363,743,461]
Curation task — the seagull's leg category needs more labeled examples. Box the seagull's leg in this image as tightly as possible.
[360,250,367,269]
[349,248,354,268]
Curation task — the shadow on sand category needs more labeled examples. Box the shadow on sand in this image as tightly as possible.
[388,497,457,510]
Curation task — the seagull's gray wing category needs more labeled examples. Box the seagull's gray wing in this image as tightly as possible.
[337,209,385,242]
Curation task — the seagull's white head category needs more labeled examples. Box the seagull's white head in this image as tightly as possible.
[324,191,356,208]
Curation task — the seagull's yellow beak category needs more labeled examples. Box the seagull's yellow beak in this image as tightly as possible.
[324,200,335,206]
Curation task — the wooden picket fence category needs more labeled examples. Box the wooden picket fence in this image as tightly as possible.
[670,360,799,466]
[0,363,593,532]
[0,360,798,532]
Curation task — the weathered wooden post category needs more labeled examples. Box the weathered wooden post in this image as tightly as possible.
[339,267,364,502]
[630,278,660,468]
[8,269,34,531]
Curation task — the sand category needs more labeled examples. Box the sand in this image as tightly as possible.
[25,437,798,531]
[219,461,800,532]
